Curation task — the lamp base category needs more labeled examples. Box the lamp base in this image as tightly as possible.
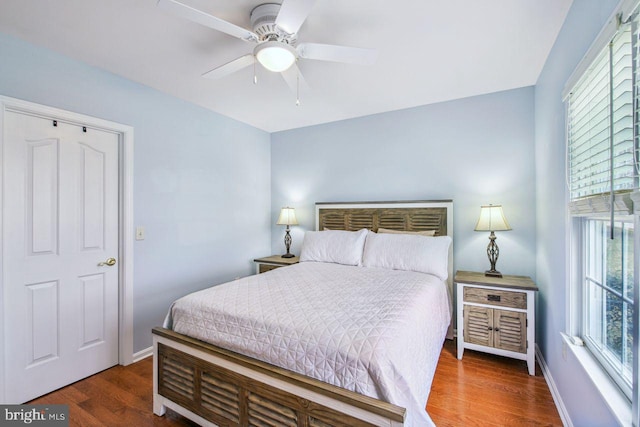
[485,270,503,278]
[484,232,502,278]
[281,226,294,259]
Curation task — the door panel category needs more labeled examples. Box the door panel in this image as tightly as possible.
[26,280,59,366]
[463,305,493,347]
[80,143,106,251]
[79,273,106,348]
[494,309,526,354]
[3,111,119,403]
[27,139,59,255]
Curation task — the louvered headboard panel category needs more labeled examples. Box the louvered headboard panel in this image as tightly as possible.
[318,206,448,236]
[315,200,454,339]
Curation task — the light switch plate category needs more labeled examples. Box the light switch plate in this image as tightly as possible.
[136,226,145,240]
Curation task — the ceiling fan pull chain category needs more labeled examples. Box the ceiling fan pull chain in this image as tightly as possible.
[296,64,301,106]
[253,61,257,84]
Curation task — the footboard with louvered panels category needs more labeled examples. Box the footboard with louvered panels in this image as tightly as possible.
[153,328,406,427]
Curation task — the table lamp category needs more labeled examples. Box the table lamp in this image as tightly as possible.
[474,204,511,277]
[277,207,298,258]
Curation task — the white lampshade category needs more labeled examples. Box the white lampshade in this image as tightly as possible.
[277,207,298,226]
[474,205,512,232]
[254,41,296,72]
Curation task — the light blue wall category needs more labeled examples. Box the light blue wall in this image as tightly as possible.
[0,32,272,353]
[271,87,537,281]
[535,0,620,425]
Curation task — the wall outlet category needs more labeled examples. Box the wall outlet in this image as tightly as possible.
[562,339,567,361]
[136,226,145,240]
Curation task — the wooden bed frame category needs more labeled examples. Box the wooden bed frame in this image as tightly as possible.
[153,200,454,427]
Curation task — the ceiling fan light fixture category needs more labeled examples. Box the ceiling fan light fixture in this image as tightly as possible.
[254,41,296,72]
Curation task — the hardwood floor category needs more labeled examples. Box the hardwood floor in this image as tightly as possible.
[29,357,197,427]
[428,340,563,426]
[29,339,562,426]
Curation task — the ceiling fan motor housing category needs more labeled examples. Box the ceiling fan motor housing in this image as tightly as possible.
[250,3,297,45]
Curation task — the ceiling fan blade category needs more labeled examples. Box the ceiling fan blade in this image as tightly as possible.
[158,0,258,42]
[281,64,310,96]
[275,0,318,34]
[297,43,378,65]
[202,54,255,79]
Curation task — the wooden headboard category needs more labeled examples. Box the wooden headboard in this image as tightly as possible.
[318,206,448,235]
[315,200,454,339]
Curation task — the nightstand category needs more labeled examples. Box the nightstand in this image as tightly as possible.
[253,255,299,274]
[455,270,538,375]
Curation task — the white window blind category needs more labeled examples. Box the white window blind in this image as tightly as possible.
[567,25,637,211]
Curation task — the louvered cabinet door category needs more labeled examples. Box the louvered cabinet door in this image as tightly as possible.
[463,305,494,347]
[493,309,526,353]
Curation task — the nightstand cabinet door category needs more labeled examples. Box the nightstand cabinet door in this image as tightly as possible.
[463,306,527,353]
[463,306,493,347]
[494,310,526,354]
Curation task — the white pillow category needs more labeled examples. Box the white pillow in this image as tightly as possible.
[362,232,452,280]
[300,229,368,266]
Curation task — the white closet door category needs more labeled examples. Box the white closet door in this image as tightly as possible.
[3,111,119,403]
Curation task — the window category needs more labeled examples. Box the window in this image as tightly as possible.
[565,2,640,415]
[583,218,634,397]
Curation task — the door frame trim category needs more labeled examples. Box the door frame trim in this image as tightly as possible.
[0,96,135,402]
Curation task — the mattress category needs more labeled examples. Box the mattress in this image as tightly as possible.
[165,261,451,427]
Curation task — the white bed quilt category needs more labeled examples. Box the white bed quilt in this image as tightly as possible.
[165,262,451,427]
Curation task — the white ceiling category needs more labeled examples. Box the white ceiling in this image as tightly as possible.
[0,0,572,133]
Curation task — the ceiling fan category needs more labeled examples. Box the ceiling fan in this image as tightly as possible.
[157,0,377,100]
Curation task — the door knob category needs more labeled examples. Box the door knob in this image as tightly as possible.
[98,257,117,266]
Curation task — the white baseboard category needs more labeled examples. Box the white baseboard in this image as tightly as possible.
[132,346,153,363]
[536,344,572,427]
